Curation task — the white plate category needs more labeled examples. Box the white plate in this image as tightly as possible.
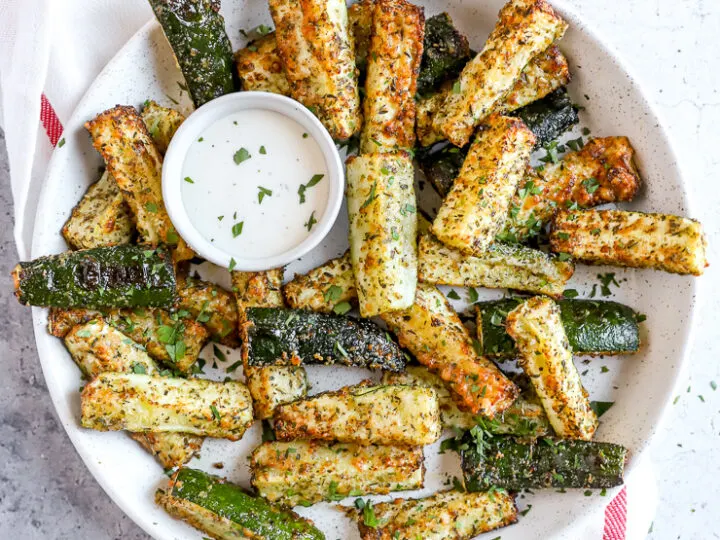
[30,1,697,539]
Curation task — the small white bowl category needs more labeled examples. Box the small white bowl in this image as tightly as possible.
[162,91,344,271]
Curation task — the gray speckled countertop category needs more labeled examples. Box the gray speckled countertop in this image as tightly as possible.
[1,1,720,539]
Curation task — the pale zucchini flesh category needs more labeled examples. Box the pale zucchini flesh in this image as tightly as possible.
[346,152,418,317]
[348,489,518,540]
[61,171,135,250]
[64,319,203,467]
[381,283,518,416]
[84,105,193,261]
[251,440,424,506]
[550,209,708,276]
[273,383,442,446]
[432,114,535,253]
[282,251,357,313]
[382,366,550,436]
[360,0,424,154]
[506,296,598,440]
[418,233,574,297]
[140,100,185,155]
[81,373,253,440]
[433,0,567,146]
[269,0,361,140]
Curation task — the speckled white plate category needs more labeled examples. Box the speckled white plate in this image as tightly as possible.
[30,1,697,539]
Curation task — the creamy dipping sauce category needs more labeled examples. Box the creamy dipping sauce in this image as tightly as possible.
[181,109,329,259]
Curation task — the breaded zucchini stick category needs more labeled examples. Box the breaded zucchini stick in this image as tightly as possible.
[346,152,418,316]
[506,296,598,440]
[269,0,361,140]
[234,33,292,95]
[550,209,708,275]
[283,250,357,313]
[432,114,535,253]
[433,0,567,146]
[360,0,424,154]
[178,277,238,347]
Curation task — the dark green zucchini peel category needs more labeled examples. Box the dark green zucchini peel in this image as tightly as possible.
[417,13,472,96]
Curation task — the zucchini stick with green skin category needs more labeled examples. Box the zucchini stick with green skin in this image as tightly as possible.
[462,436,627,490]
[156,468,324,540]
[346,152,418,317]
[550,209,708,276]
[12,245,178,309]
[347,489,518,540]
[418,233,574,297]
[416,12,471,96]
[283,251,357,313]
[382,366,550,436]
[65,319,203,468]
[85,105,194,262]
[269,0,361,140]
[81,373,253,440]
[506,297,598,440]
[47,306,209,373]
[243,307,406,371]
[274,383,442,446]
[251,441,425,506]
[433,0,567,146]
[477,298,641,358]
[232,269,308,420]
[148,0,236,107]
[432,114,535,253]
[359,0,424,154]
[381,284,519,416]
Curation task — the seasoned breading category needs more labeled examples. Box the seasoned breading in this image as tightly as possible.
[273,382,442,446]
[418,233,574,297]
[506,296,598,440]
[85,105,194,261]
[360,0,424,154]
[283,251,357,312]
[349,0,375,73]
[433,0,567,146]
[269,0,361,140]
[234,33,292,95]
[381,283,518,416]
[178,277,239,347]
[432,114,535,253]
[346,152,418,316]
[550,209,708,275]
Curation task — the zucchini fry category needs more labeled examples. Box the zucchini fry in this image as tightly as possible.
[433,0,567,146]
[61,171,135,250]
[269,0,361,140]
[500,136,641,242]
[432,114,535,253]
[418,233,573,297]
[178,278,238,347]
[346,152,418,316]
[381,284,518,416]
[506,297,598,440]
[81,373,253,440]
[234,33,292,95]
[85,105,193,261]
[382,366,550,436]
[232,269,308,419]
[283,251,357,313]
[65,319,202,468]
[550,209,708,276]
[140,100,185,155]
[359,0,424,154]
[416,12,472,96]
[347,489,518,540]
[251,441,424,506]
[273,383,442,446]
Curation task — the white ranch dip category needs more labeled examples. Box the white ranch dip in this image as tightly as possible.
[181,109,329,259]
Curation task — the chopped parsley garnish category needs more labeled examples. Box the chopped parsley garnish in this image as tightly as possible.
[259,145,267,154]
[563,288,579,298]
[217,215,224,221]
[539,141,560,164]
[557,252,572,262]
[145,202,158,213]
[298,174,324,204]
[446,289,460,300]
[226,360,243,373]
[566,137,585,152]
[233,147,251,164]
[228,257,237,271]
[323,285,343,303]
[590,401,614,417]
[232,221,244,237]
[467,287,479,303]
[198,137,204,142]
[255,24,272,36]
[452,81,461,94]
[58,138,66,148]
[400,203,416,215]
[302,132,308,139]
[601,365,609,373]
[213,344,227,363]
[361,180,378,209]
[333,301,352,315]
[304,211,318,231]
[583,177,600,194]
[210,405,221,422]
[354,499,381,528]
[598,272,619,296]
[327,481,345,501]
[184,176,194,183]
[257,186,273,204]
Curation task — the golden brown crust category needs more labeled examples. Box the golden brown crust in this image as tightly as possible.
[282,251,357,312]
[234,33,292,95]
[178,277,239,347]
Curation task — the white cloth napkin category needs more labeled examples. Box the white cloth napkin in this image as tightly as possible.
[0,1,656,538]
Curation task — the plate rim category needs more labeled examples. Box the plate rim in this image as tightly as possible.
[29,3,699,538]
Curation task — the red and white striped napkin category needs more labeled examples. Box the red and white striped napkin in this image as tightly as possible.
[0,1,655,538]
